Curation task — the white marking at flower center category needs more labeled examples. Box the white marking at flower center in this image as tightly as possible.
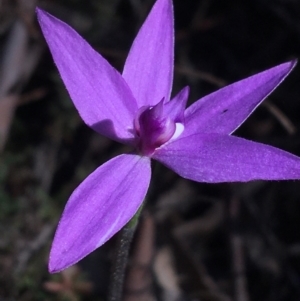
[170,123,184,141]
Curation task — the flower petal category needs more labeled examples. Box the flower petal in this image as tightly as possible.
[164,86,190,123]
[49,154,151,273]
[37,8,137,143]
[122,0,174,107]
[184,61,296,136]
[153,133,300,183]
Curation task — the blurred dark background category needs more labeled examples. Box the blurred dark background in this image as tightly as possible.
[1,0,300,300]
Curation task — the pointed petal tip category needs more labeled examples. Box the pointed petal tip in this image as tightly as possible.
[48,252,78,273]
[36,7,44,21]
[164,85,190,123]
[280,59,297,72]
[176,85,190,95]
[290,58,298,67]
[181,85,190,97]
[48,255,61,274]
[36,7,56,29]
[48,245,66,273]
[276,59,297,76]
[48,262,60,274]
[36,7,47,19]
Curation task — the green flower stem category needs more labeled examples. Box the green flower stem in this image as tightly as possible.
[107,205,143,301]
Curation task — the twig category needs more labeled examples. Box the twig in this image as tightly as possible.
[262,99,296,135]
[153,247,181,301]
[175,65,226,87]
[172,221,232,301]
[229,196,250,301]
[14,223,56,275]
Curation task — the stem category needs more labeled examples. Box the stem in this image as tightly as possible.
[107,206,143,301]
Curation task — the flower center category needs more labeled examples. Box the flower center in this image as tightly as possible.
[134,99,176,156]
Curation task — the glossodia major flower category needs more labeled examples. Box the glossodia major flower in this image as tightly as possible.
[37,0,300,273]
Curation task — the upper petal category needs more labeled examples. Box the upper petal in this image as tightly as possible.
[122,0,174,107]
[153,133,300,183]
[37,8,137,144]
[184,61,296,136]
[49,154,151,273]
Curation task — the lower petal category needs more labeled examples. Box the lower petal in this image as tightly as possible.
[153,133,300,183]
[49,154,151,273]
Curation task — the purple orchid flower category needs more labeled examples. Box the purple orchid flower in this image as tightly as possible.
[37,0,300,273]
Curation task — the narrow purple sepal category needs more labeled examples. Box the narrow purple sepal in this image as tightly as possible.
[36,8,138,144]
[122,0,174,107]
[49,154,151,273]
[153,133,300,183]
[184,61,297,136]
